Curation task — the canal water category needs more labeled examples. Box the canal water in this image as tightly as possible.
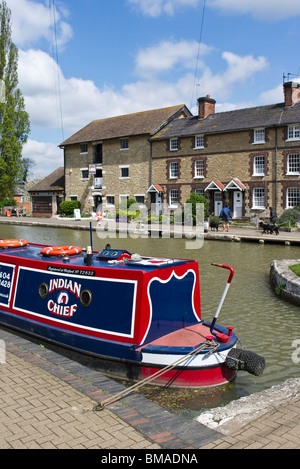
[1,224,300,417]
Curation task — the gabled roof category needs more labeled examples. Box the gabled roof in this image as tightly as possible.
[147,184,164,193]
[28,167,64,193]
[205,180,225,191]
[225,179,247,191]
[60,105,191,146]
[150,101,300,140]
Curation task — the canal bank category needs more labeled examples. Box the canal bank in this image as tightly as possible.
[0,216,300,449]
[1,215,300,245]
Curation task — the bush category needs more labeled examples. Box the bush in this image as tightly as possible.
[185,193,207,225]
[0,198,17,208]
[60,200,81,216]
[278,207,300,227]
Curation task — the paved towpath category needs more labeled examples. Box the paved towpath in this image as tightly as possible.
[0,327,299,450]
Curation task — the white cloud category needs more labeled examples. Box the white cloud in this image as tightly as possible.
[23,139,63,177]
[128,0,201,17]
[6,0,72,48]
[135,39,213,78]
[207,0,300,21]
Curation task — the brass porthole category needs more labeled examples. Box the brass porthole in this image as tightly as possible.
[39,283,48,299]
[80,289,92,307]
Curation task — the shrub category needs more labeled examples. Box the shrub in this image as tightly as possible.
[278,207,300,227]
[0,198,17,208]
[185,193,207,224]
[60,200,81,216]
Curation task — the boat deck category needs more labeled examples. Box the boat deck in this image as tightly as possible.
[0,243,190,273]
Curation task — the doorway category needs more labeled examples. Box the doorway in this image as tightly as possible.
[214,191,223,216]
[233,191,243,218]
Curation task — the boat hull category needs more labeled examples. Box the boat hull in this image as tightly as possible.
[0,243,239,388]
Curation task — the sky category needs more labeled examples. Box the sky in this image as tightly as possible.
[5,0,300,178]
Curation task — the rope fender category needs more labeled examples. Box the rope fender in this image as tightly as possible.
[225,348,265,376]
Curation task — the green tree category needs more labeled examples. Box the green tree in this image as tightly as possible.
[0,1,30,200]
[186,192,207,224]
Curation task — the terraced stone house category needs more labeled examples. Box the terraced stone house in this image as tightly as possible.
[59,105,191,213]
[149,81,300,219]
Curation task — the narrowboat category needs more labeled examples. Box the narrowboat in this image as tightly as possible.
[0,239,265,387]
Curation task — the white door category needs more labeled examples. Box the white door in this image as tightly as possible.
[233,191,243,218]
[214,192,223,216]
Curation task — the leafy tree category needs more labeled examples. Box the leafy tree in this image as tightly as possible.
[186,192,207,224]
[0,1,30,200]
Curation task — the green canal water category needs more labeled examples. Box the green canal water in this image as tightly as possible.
[1,224,300,417]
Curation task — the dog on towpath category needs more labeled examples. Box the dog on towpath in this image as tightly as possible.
[259,221,279,235]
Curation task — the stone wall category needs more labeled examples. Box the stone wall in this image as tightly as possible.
[270,259,300,305]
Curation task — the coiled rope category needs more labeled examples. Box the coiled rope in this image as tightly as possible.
[94,339,220,410]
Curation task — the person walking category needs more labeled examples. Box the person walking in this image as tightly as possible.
[219,204,232,232]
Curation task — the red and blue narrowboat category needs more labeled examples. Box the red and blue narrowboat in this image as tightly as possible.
[0,238,265,387]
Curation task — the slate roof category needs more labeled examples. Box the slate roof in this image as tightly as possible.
[150,101,300,140]
[28,167,64,193]
[60,105,191,146]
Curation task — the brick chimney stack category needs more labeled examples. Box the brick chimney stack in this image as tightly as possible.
[283,81,300,107]
[198,95,216,119]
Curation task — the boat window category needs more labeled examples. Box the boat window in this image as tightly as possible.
[80,290,92,307]
[39,283,48,299]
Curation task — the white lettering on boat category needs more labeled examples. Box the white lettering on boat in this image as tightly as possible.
[49,278,81,299]
[47,300,77,317]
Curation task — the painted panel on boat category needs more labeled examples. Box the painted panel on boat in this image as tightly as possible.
[144,269,199,343]
[0,262,15,307]
[13,267,137,337]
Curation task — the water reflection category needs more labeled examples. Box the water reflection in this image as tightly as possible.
[1,224,300,414]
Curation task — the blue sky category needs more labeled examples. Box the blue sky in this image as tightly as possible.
[5,0,300,178]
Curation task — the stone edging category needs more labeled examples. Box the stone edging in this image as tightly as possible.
[270,259,300,305]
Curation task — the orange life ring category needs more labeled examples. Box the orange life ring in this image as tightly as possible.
[41,246,83,257]
[0,239,28,248]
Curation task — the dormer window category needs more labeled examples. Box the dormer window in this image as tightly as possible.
[287,125,300,141]
[253,128,265,144]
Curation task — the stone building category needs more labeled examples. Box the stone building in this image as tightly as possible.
[59,105,191,213]
[149,81,300,220]
[28,167,64,218]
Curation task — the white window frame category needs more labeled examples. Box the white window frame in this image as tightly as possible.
[119,165,130,179]
[169,189,179,208]
[194,135,204,149]
[80,167,89,179]
[253,128,265,144]
[169,161,178,179]
[287,153,300,175]
[253,155,265,176]
[106,195,115,207]
[287,125,300,141]
[287,187,300,208]
[170,138,178,151]
[194,160,204,179]
[134,194,145,206]
[252,187,265,209]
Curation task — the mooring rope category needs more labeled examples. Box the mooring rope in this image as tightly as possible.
[94,339,219,410]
